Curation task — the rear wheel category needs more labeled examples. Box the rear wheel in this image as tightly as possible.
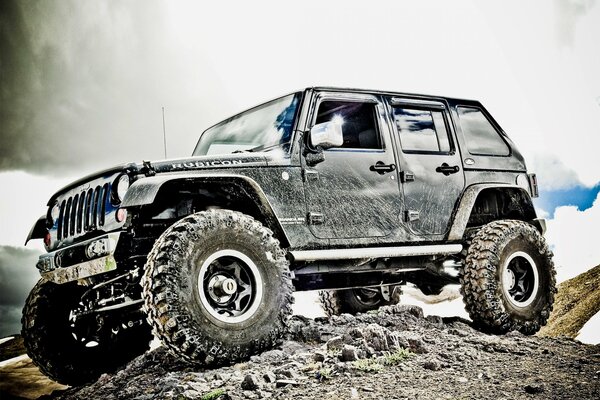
[319,286,399,316]
[142,210,293,365]
[22,280,151,386]
[459,220,556,334]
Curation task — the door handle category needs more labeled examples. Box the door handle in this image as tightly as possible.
[436,163,460,175]
[370,161,396,174]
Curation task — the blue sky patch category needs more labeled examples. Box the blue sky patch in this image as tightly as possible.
[535,184,600,218]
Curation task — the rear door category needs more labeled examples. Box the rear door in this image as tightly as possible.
[386,97,465,237]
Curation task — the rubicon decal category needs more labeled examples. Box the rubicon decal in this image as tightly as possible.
[171,159,245,169]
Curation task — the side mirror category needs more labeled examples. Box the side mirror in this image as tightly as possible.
[309,119,344,149]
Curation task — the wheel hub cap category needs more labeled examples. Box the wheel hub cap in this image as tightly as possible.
[198,249,263,324]
[501,251,539,308]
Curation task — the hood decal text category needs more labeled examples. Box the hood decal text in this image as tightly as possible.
[171,159,246,169]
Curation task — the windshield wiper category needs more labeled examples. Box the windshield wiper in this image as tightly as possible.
[233,143,282,153]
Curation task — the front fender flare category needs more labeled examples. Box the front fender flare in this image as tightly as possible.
[25,215,46,245]
[121,173,289,244]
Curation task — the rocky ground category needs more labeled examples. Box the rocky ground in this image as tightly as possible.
[36,304,599,400]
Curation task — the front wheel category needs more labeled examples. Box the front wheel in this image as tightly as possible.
[22,280,151,386]
[142,210,293,365]
[459,220,556,335]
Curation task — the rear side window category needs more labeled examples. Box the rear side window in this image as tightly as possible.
[315,101,382,149]
[393,107,451,153]
[457,107,510,156]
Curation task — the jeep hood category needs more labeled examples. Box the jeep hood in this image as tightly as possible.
[46,153,271,205]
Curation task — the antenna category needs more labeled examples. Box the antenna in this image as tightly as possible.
[162,107,168,159]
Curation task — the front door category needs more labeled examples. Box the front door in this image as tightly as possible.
[386,97,465,237]
[303,92,402,240]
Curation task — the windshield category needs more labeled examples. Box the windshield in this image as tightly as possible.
[193,92,302,156]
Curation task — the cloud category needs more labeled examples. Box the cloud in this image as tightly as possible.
[545,192,600,282]
[0,246,42,337]
[0,172,74,248]
[529,154,585,190]
[554,0,597,47]
[0,0,229,175]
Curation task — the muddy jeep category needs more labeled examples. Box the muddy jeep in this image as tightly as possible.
[23,87,555,385]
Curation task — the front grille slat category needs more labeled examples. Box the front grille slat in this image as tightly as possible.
[64,198,72,239]
[70,194,78,236]
[91,187,100,228]
[85,189,93,230]
[99,184,109,227]
[77,195,85,233]
[57,200,66,240]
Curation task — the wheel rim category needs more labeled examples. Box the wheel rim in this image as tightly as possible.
[352,288,381,306]
[501,251,539,308]
[197,249,263,323]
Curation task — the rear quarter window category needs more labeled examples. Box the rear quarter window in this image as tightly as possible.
[457,106,510,156]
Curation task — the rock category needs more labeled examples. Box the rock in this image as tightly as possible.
[326,336,344,351]
[426,315,444,328]
[457,377,468,383]
[275,379,298,388]
[263,372,277,384]
[395,304,424,319]
[273,363,301,379]
[422,359,441,371]
[180,389,200,399]
[250,349,285,364]
[350,387,359,398]
[241,374,260,390]
[341,345,359,362]
[524,384,545,394]
[313,350,326,362]
[407,337,428,354]
[360,324,401,352]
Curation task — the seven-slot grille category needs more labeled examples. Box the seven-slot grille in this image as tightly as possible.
[56,183,111,240]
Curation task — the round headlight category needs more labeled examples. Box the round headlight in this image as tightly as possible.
[50,202,61,221]
[114,174,130,203]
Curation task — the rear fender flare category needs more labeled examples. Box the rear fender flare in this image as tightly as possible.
[447,184,537,241]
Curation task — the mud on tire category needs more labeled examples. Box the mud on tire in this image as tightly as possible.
[142,209,293,365]
[22,280,151,386]
[319,287,399,317]
[459,220,556,335]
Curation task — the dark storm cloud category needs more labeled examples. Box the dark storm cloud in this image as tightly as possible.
[0,245,41,337]
[0,0,228,176]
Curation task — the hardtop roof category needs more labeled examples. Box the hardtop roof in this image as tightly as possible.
[309,86,482,107]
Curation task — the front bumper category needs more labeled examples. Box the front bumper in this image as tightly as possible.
[37,232,121,284]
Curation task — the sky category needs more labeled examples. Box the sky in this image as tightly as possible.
[0,0,599,338]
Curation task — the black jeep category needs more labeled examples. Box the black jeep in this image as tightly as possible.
[23,87,555,385]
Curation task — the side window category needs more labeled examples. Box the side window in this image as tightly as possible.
[314,101,382,149]
[457,107,510,156]
[393,107,451,153]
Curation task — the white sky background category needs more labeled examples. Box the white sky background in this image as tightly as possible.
[1,0,599,338]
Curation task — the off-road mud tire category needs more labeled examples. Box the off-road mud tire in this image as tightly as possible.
[21,279,152,386]
[459,220,556,335]
[319,287,399,317]
[142,209,293,365]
